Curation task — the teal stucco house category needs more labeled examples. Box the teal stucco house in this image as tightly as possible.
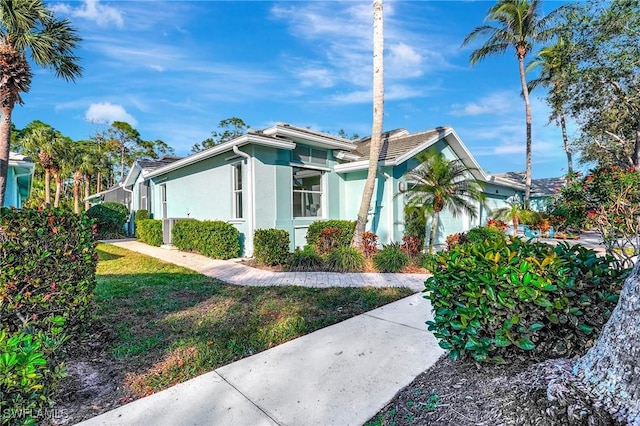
[121,123,544,256]
[4,152,35,208]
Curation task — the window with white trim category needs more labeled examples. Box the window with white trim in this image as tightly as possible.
[232,163,243,219]
[292,145,328,165]
[160,184,167,218]
[293,167,323,218]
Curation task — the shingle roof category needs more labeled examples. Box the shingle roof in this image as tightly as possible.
[353,128,444,162]
[138,155,182,170]
[494,172,564,196]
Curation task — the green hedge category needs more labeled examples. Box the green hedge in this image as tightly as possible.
[137,219,163,247]
[0,208,98,333]
[254,229,290,266]
[87,202,129,237]
[173,219,240,259]
[425,237,625,362]
[306,220,355,248]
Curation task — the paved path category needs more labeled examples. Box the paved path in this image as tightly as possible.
[79,240,443,426]
[104,239,430,292]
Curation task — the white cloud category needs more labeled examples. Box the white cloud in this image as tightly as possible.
[57,0,124,28]
[387,43,423,78]
[149,65,165,72]
[297,68,334,88]
[450,92,516,116]
[85,102,137,126]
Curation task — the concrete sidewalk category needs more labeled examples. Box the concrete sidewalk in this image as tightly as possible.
[77,293,444,426]
[104,239,429,292]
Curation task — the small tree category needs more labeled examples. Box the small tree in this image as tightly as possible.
[402,151,485,253]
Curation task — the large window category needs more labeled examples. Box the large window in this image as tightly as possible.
[293,167,323,218]
[160,184,167,218]
[292,145,327,165]
[232,163,243,219]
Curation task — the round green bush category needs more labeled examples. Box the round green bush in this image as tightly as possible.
[254,229,290,266]
[87,202,129,237]
[325,246,365,272]
[373,242,410,272]
[425,237,625,363]
[465,226,506,245]
[137,219,163,246]
[306,220,355,248]
[287,246,325,271]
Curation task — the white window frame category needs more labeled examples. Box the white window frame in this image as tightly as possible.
[292,166,325,219]
[160,184,167,219]
[232,162,243,219]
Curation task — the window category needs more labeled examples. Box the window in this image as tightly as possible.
[232,163,243,219]
[138,181,148,210]
[293,167,323,218]
[160,184,167,218]
[292,145,327,165]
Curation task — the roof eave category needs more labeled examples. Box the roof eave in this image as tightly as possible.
[262,124,357,150]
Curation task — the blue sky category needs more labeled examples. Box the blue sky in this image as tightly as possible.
[14,0,574,178]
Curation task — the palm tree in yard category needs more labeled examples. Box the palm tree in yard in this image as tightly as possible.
[402,151,485,253]
[0,0,82,207]
[462,0,559,209]
[491,199,537,236]
[352,0,384,249]
[528,39,575,174]
[21,125,63,208]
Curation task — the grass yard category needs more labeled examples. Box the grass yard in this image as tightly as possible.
[55,243,414,423]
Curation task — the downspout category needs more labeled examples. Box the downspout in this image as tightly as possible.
[233,145,254,257]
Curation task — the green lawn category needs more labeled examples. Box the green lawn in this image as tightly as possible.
[94,243,414,396]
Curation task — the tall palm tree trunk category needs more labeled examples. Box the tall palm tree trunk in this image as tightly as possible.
[428,210,440,253]
[0,107,13,207]
[518,50,533,209]
[84,173,91,211]
[73,171,82,214]
[44,168,51,208]
[352,0,384,249]
[53,170,62,208]
[559,111,573,174]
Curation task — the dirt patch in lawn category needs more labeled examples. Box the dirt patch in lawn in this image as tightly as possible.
[369,355,620,426]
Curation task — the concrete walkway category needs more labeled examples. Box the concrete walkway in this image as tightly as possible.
[104,239,430,292]
[77,241,442,426]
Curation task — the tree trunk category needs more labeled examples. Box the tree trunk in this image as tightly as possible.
[574,262,640,424]
[560,111,573,174]
[518,54,533,210]
[73,171,82,214]
[85,173,91,211]
[0,106,13,207]
[44,168,51,208]
[352,0,384,249]
[53,170,62,208]
[428,210,440,253]
[97,171,102,193]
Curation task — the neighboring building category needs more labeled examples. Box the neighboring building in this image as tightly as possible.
[4,152,35,208]
[119,123,538,256]
[493,171,565,211]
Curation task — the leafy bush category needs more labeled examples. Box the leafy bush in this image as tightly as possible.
[0,327,67,425]
[445,232,467,250]
[86,202,129,237]
[401,235,422,258]
[465,226,506,245]
[172,219,240,259]
[306,220,355,249]
[486,218,509,231]
[374,242,410,272]
[424,237,625,362]
[0,208,98,334]
[362,231,378,258]
[404,207,426,241]
[316,227,343,255]
[137,219,163,247]
[287,246,325,272]
[254,229,290,266]
[325,246,365,272]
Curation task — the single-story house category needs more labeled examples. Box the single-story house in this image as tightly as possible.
[116,123,554,256]
[4,152,35,208]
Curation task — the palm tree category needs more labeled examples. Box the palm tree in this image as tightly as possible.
[491,198,539,236]
[462,0,558,209]
[528,39,575,174]
[20,125,63,208]
[402,151,485,253]
[352,0,384,249]
[0,0,82,206]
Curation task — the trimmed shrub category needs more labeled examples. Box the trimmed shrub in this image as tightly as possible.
[465,226,506,245]
[87,202,129,238]
[287,246,325,272]
[306,220,355,249]
[424,237,625,363]
[173,219,240,259]
[137,219,163,247]
[374,242,410,272]
[316,227,343,255]
[0,328,67,425]
[0,208,98,333]
[325,246,365,272]
[254,229,290,266]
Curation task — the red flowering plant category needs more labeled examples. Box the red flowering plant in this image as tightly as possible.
[362,231,378,258]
